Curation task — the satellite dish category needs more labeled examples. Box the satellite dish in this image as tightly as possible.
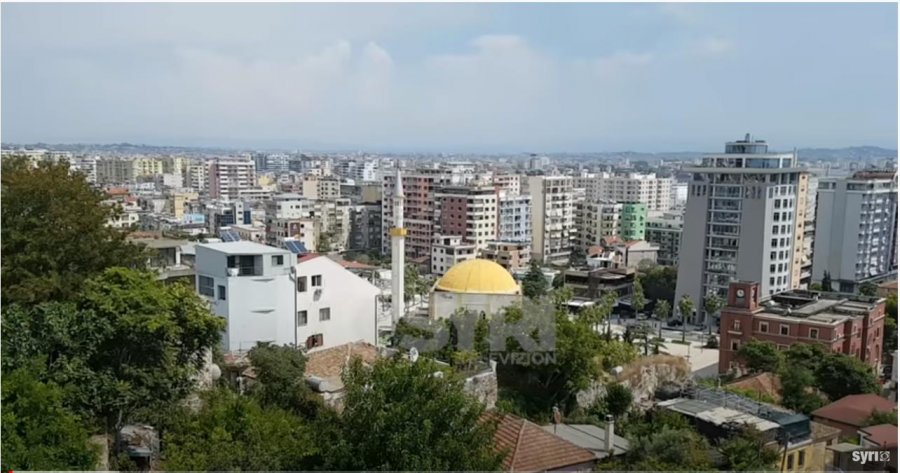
[409,347,419,363]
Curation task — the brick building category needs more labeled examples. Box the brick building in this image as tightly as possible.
[718,281,886,374]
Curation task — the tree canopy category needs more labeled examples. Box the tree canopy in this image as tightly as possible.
[2,268,224,432]
[321,356,503,471]
[716,425,780,471]
[1,156,148,306]
[737,339,784,374]
[522,259,549,299]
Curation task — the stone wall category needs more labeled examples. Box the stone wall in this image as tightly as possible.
[576,355,691,409]
[464,368,498,409]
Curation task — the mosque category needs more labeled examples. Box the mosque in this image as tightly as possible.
[429,258,523,319]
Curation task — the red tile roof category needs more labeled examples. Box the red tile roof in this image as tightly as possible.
[860,424,898,449]
[304,341,381,379]
[297,253,321,263]
[488,412,596,472]
[812,394,897,427]
[727,372,783,403]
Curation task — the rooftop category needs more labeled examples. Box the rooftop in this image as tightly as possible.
[197,241,288,255]
[540,424,629,459]
[434,259,521,295]
[750,289,883,325]
[860,424,898,449]
[489,413,597,471]
[811,394,897,428]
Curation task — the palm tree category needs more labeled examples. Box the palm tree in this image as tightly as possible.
[653,299,671,338]
[678,295,694,343]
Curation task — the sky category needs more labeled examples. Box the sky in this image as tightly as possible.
[2,3,897,153]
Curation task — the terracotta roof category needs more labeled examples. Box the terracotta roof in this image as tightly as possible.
[812,394,897,427]
[879,280,898,290]
[488,412,596,472]
[334,259,377,270]
[727,372,783,403]
[304,341,381,380]
[860,424,898,448]
[297,253,322,263]
[587,246,604,257]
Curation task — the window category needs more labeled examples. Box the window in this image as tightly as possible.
[305,334,324,350]
[217,285,226,300]
[297,310,308,326]
[733,320,741,330]
[809,328,819,340]
[312,275,323,287]
[787,453,794,470]
[780,324,789,336]
[319,307,331,321]
[272,255,284,266]
[199,276,215,297]
[759,321,769,333]
[798,450,805,467]
[731,340,740,351]
[297,276,308,292]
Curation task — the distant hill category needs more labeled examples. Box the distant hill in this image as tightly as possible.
[795,146,896,162]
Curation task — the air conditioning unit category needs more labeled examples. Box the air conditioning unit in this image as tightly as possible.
[314,288,323,297]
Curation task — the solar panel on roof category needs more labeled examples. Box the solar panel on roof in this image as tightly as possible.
[285,240,307,254]
[219,229,241,242]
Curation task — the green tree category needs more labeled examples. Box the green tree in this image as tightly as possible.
[815,354,880,401]
[1,156,148,305]
[784,343,829,373]
[822,271,833,292]
[603,383,634,419]
[315,231,332,253]
[780,365,825,414]
[1,359,99,471]
[863,409,898,427]
[717,425,780,471]
[677,294,694,343]
[887,293,897,320]
[653,299,671,321]
[641,265,677,305]
[404,264,429,309]
[596,340,637,371]
[859,282,878,296]
[809,282,823,291]
[550,285,575,309]
[323,356,503,470]
[247,343,324,419]
[632,279,646,316]
[162,388,319,471]
[2,269,224,433]
[737,340,784,374]
[612,426,712,471]
[522,260,549,300]
[552,272,565,289]
[703,293,724,334]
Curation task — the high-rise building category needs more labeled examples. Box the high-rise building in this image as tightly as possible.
[382,170,453,259]
[800,175,819,288]
[492,173,521,195]
[646,211,683,266]
[811,170,898,293]
[528,175,574,264]
[184,162,208,193]
[676,135,805,326]
[620,202,647,241]
[574,201,622,250]
[497,191,532,243]
[576,172,673,211]
[434,186,498,252]
[209,158,256,200]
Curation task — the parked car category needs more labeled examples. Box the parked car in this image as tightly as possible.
[667,318,683,327]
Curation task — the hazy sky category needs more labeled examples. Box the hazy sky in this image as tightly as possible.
[2,3,897,152]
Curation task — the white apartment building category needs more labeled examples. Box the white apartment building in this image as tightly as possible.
[675,135,806,326]
[492,173,521,195]
[576,172,673,211]
[498,191,532,243]
[209,158,256,200]
[96,158,135,184]
[184,163,209,193]
[574,201,622,250]
[812,170,898,292]
[528,175,574,264]
[434,186,498,252]
[294,254,380,351]
[646,211,683,267]
[431,235,477,276]
[195,242,295,352]
[671,182,688,209]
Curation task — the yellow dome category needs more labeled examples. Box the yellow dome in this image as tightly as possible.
[435,259,521,295]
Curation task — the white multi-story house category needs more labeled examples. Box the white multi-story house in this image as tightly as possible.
[294,254,380,351]
[498,191,532,243]
[575,172,673,211]
[574,201,622,250]
[528,175,574,264]
[434,186,498,252]
[196,242,295,352]
[431,234,477,276]
[645,211,684,267]
[676,135,807,326]
[812,170,898,293]
[209,158,256,200]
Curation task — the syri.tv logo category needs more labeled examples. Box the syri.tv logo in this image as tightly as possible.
[852,450,891,465]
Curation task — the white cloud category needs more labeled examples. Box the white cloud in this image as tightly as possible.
[695,37,735,56]
[591,51,655,78]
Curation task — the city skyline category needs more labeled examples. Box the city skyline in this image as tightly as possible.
[2,3,898,152]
